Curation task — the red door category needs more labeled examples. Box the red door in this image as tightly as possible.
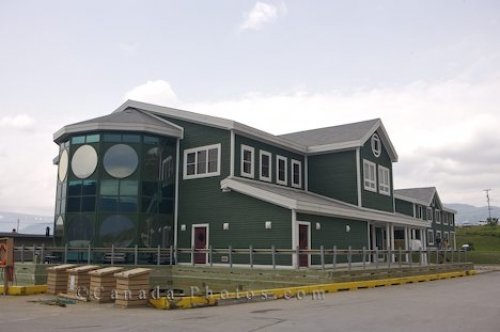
[194,226,207,264]
[299,224,309,267]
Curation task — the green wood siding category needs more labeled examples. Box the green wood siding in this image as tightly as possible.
[360,131,394,212]
[177,190,292,265]
[395,199,414,217]
[153,117,293,265]
[234,134,305,188]
[307,151,358,205]
[297,213,368,264]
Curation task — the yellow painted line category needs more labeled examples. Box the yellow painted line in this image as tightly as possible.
[0,285,48,296]
[149,270,476,310]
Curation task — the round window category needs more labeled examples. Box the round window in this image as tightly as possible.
[103,144,139,178]
[71,145,98,179]
[371,133,381,157]
[66,215,93,247]
[58,150,69,181]
[99,215,135,247]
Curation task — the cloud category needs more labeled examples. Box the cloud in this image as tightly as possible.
[124,80,179,106]
[0,114,36,130]
[118,42,139,56]
[179,79,500,206]
[240,1,286,31]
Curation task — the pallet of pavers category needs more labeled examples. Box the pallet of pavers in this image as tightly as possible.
[114,268,152,308]
[89,266,125,303]
[64,265,100,300]
[46,264,76,295]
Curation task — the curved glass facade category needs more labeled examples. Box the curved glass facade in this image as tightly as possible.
[54,132,176,248]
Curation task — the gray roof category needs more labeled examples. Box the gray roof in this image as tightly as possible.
[53,108,183,143]
[221,177,430,227]
[394,187,437,206]
[279,119,380,147]
[394,187,456,213]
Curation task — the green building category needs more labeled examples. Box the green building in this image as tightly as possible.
[52,100,455,267]
[395,188,456,249]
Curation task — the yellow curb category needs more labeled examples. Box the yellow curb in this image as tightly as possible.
[149,270,475,310]
[0,285,48,296]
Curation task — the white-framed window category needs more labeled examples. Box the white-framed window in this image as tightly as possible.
[444,231,449,241]
[436,230,442,243]
[427,229,434,245]
[426,207,433,221]
[363,159,377,192]
[183,143,221,179]
[377,165,391,196]
[443,212,449,225]
[291,159,302,188]
[259,150,272,182]
[371,133,381,157]
[276,155,287,185]
[435,209,441,224]
[417,206,424,220]
[240,145,254,178]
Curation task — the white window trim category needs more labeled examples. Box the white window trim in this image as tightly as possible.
[426,207,433,221]
[443,212,449,225]
[418,206,424,220]
[371,133,381,157]
[276,155,288,186]
[363,159,377,192]
[259,150,272,182]
[436,230,442,241]
[377,165,391,196]
[183,143,221,180]
[291,159,302,189]
[444,231,449,241]
[435,209,441,224]
[240,144,255,178]
[427,229,434,245]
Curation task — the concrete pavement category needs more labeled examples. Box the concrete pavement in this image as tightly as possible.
[1,271,499,332]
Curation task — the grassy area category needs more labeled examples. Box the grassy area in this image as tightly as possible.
[456,225,500,251]
[456,225,500,264]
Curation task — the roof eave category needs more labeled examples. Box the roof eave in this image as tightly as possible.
[53,122,183,143]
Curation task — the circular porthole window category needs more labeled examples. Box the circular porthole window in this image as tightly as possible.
[103,144,139,178]
[58,150,69,182]
[371,133,381,157]
[99,215,135,247]
[71,145,98,179]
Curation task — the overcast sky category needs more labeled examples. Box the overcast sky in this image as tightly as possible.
[0,0,499,216]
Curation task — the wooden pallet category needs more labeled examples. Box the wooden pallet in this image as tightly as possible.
[66,265,100,298]
[88,267,125,303]
[113,268,152,308]
[46,264,76,295]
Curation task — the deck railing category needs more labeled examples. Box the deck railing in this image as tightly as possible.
[13,245,469,271]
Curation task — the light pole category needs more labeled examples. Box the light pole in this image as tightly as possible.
[484,189,492,223]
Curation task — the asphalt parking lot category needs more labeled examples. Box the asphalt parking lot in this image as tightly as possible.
[1,271,499,332]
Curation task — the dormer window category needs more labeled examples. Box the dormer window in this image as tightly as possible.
[371,133,381,157]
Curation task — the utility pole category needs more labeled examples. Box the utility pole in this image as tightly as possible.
[484,189,492,222]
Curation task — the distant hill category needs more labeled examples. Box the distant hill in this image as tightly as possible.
[0,211,53,234]
[445,203,500,224]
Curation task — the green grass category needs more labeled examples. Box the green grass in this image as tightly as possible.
[456,225,500,251]
[462,251,500,265]
[455,225,500,264]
